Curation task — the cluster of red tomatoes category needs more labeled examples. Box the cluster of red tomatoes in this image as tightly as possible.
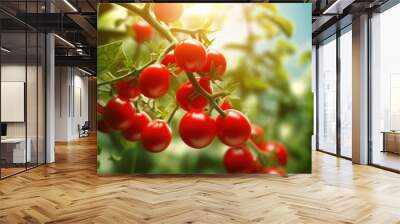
[98,3,288,175]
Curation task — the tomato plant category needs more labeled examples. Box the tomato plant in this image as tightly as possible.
[132,21,154,43]
[174,39,207,73]
[98,119,112,133]
[250,124,264,144]
[202,49,227,78]
[257,141,288,166]
[161,51,182,75]
[223,146,254,173]
[220,100,232,111]
[141,120,172,153]
[216,109,251,146]
[179,110,216,148]
[114,79,140,99]
[103,97,136,130]
[97,3,299,175]
[138,64,171,99]
[153,3,183,23]
[122,111,152,141]
[259,167,286,176]
[176,77,212,111]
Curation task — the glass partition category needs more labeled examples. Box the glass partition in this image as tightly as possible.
[339,27,352,158]
[0,31,28,178]
[371,4,400,171]
[0,1,46,179]
[317,36,337,154]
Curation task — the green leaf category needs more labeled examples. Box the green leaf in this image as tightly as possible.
[257,13,294,38]
[260,3,278,13]
[98,41,126,78]
[224,43,249,52]
[299,50,312,65]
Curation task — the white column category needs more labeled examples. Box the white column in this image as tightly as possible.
[46,32,55,163]
[352,14,369,164]
[45,0,56,163]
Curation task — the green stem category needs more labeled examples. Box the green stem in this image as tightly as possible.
[170,27,209,35]
[247,139,272,168]
[98,72,134,87]
[156,43,176,63]
[211,91,229,98]
[186,73,226,117]
[167,104,179,124]
[133,44,141,62]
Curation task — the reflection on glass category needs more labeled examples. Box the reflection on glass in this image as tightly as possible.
[371,4,400,171]
[27,31,38,169]
[340,29,352,158]
[318,37,337,154]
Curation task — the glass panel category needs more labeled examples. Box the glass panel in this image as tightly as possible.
[318,37,337,154]
[27,30,38,169]
[371,5,400,171]
[1,31,27,177]
[339,29,352,158]
[26,0,39,169]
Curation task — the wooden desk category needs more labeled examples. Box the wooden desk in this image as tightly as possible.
[382,131,400,154]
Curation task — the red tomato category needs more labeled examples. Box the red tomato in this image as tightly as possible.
[220,100,232,111]
[250,124,264,144]
[223,146,254,173]
[246,161,263,173]
[141,119,172,153]
[257,141,288,166]
[114,79,140,99]
[132,21,154,43]
[202,49,227,77]
[174,39,207,73]
[122,111,152,141]
[179,110,216,148]
[260,167,286,176]
[97,104,104,114]
[161,51,182,75]
[153,3,183,23]
[176,77,212,111]
[98,119,112,133]
[103,97,136,130]
[216,109,251,146]
[138,64,171,99]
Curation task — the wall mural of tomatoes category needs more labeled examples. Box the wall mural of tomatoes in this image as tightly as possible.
[97,3,312,175]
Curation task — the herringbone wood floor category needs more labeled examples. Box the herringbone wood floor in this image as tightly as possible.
[1,136,400,224]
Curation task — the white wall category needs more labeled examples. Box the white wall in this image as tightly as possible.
[55,67,89,141]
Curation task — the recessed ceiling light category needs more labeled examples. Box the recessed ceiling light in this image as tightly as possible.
[78,67,92,76]
[54,34,75,48]
[63,0,78,12]
[1,47,11,53]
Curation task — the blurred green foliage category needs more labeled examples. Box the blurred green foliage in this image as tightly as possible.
[97,3,312,174]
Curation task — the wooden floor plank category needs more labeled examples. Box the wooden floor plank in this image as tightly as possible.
[0,135,399,223]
